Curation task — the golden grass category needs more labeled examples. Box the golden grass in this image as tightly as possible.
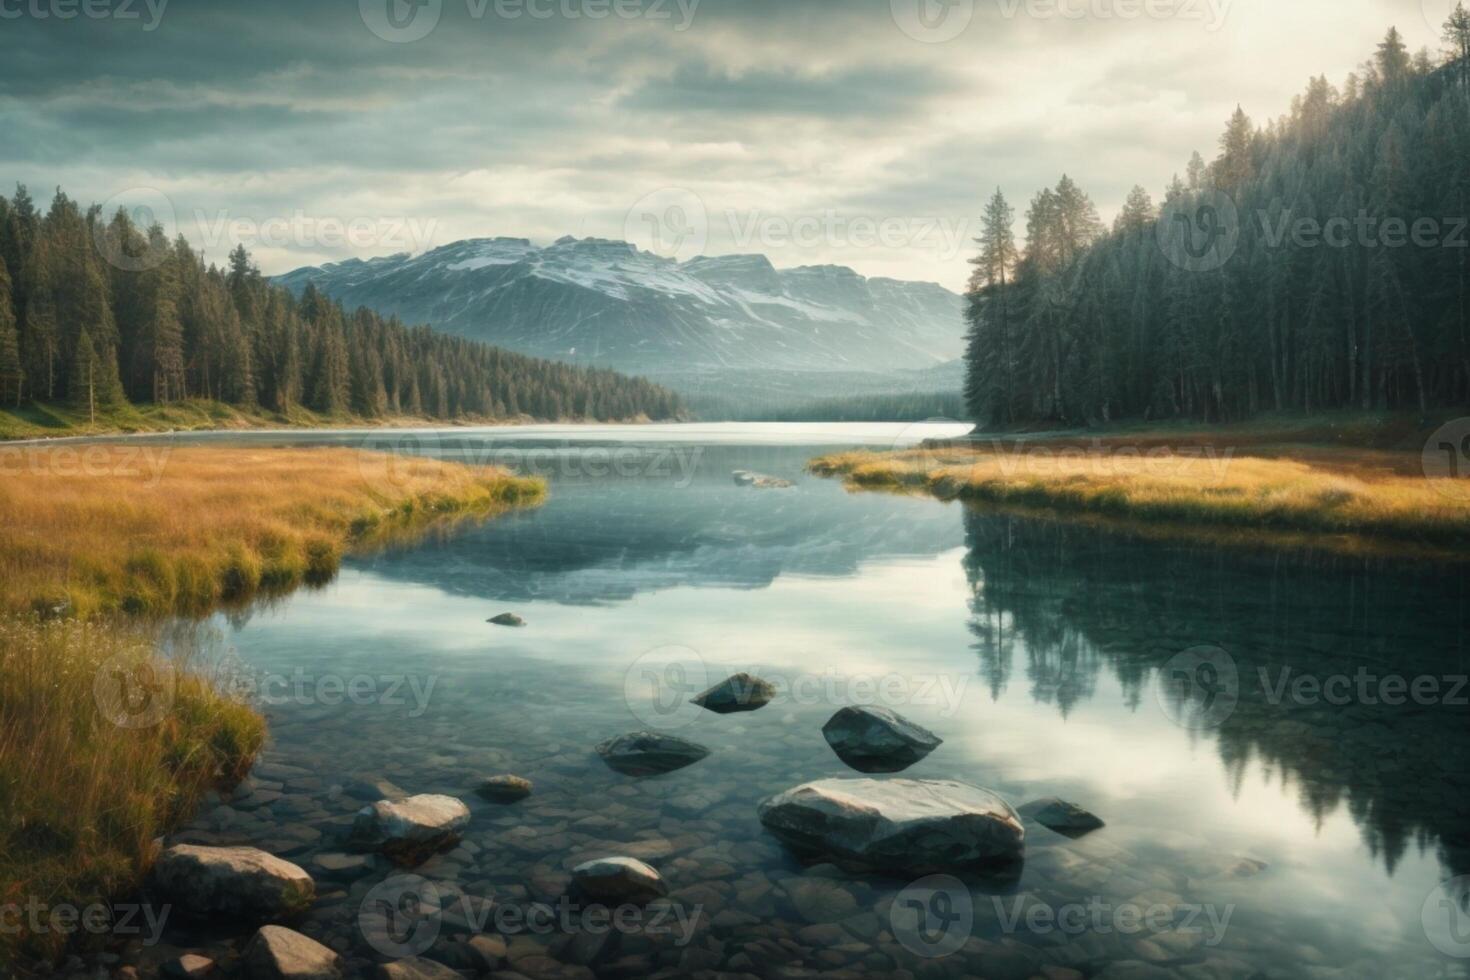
[0,444,546,618]
[0,445,546,968]
[809,447,1470,552]
[0,619,266,964]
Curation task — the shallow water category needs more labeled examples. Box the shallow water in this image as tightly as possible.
[154,424,1470,979]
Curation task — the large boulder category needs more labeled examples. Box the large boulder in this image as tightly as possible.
[1018,797,1105,837]
[691,673,777,714]
[757,778,1024,873]
[243,925,343,979]
[820,706,942,773]
[595,732,710,777]
[571,856,669,905]
[349,794,470,865]
[150,845,315,921]
[488,612,526,627]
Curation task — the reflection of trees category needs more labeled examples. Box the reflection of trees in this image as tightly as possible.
[961,506,1470,879]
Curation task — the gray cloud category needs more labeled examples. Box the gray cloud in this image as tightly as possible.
[0,0,1424,288]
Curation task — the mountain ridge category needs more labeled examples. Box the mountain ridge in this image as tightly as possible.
[275,236,965,378]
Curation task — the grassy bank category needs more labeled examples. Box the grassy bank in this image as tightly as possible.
[810,445,1470,553]
[0,445,546,966]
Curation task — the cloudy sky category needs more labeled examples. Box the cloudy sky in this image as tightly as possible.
[0,0,1452,290]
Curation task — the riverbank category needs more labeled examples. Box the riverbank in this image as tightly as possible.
[0,397,667,443]
[0,445,547,968]
[809,435,1470,554]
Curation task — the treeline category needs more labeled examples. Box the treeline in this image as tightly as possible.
[965,15,1470,425]
[746,390,966,423]
[0,187,684,422]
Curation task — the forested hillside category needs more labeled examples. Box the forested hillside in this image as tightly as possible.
[0,188,683,425]
[965,16,1470,426]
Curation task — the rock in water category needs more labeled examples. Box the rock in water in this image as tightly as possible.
[488,613,526,627]
[757,778,1024,873]
[821,705,942,772]
[733,470,794,489]
[691,673,777,714]
[150,845,315,921]
[349,794,471,866]
[244,925,343,979]
[1018,798,1105,837]
[476,774,533,803]
[595,732,710,776]
[571,856,670,904]
[375,958,463,980]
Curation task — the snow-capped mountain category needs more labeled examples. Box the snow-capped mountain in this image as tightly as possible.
[275,237,964,376]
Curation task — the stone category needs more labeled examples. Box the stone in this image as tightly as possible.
[349,794,471,866]
[375,958,462,980]
[594,732,710,777]
[489,613,527,627]
[820,706,942,773]
[476,774,533,803]
[1017,798,1105,837]
[732,470,795,489]
[243,925,343,979]
[785,879,858,924]
[757,778,1024,873]
[150,845,315,921]
[339,775,407,801]
[571,856,669,904]
[161,955,214,979]
[690,673,777,714]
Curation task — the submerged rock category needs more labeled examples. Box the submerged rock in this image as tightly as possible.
[349,794,471,865]
[375,958,463,980]
[150,845,315,921]
[1018,797,1105,837]
[758,778,1024,873]
[571,856,670,904]
[691,673,777,714]
[475,774,533,803]
[244,925,343,979]
[733,470,795,489]
[821,705,942,772]
[161,955,214,980]
[595,731,710,776]
[488,612,526,627]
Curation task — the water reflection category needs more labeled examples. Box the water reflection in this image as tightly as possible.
[961,506,1470,881]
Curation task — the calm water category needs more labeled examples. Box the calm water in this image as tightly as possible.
[152,424,1470,979]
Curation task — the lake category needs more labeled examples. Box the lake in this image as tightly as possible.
[147,423,1470,979]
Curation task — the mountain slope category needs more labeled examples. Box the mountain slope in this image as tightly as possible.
[276,237,964,376]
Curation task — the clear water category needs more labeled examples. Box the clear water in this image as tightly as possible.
[154,424,1470,979]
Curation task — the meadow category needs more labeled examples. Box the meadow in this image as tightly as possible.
[0,445,546,965]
